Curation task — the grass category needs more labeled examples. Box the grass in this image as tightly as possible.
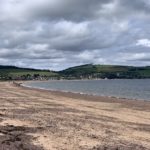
[0,64,150,80]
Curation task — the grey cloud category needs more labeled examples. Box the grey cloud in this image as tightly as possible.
[29,0,112,22]
[0,0,150,70]
[119,0,150,14]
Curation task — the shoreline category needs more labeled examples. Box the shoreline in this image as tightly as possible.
[16,81,150,112]
[19,80,150,103]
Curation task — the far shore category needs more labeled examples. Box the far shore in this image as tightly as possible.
[0,81,150,150]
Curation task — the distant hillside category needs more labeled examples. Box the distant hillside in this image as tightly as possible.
[0,65,58,80]
[0,64,150,80]
[59,64,150,79]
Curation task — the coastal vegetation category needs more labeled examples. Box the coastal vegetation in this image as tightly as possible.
[0,66,58,80]
[0,64,150,80]
[60,64,150,79]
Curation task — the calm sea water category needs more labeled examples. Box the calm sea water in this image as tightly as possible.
[24,79,150,101]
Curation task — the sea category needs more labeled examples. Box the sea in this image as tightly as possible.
[24,79,150,101]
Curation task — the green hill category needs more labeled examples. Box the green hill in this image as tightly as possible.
[0,64,150,80]
[59,64,150,79]
[0,66,58,80]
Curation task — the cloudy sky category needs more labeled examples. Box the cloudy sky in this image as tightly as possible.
[0,0,150,70]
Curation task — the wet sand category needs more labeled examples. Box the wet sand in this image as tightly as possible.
[0,82,150,150]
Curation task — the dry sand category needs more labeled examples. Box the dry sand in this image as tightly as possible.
[0,82,150,150]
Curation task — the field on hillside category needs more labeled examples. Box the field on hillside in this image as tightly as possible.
[0,66,58,80]
[0,64,150,80]
[60,64,150,79]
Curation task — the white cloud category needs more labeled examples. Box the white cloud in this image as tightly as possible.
[136,39,150,47]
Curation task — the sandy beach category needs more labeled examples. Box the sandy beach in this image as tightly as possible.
[0,82,150,150]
